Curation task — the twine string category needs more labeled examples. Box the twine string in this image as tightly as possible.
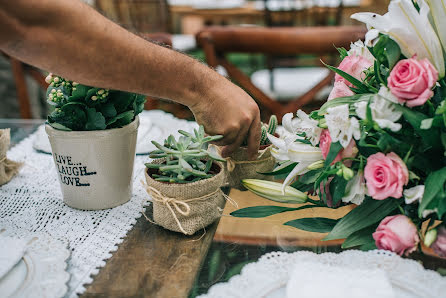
[141,180,222,235]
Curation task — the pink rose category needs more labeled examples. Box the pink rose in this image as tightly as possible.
[328,81,355,101]
[335,55,373,88]
[432,226,446,258]
[364,152,409,200]
[388,57,438,107]
[373,215,419,256]
[319,129,357,165]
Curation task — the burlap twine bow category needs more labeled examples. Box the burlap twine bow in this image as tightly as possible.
[0,129,23,186]
[142,182,226,235]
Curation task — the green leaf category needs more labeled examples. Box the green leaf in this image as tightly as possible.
[85,108,106,130]
[384,37,401,69]
[331,176,348,206]
[49,122,72,131]
[70,84,90,101]
[318,94,367,115]
[100,102,117,118]
[342,225,377,249]
[284,217,338,233]
[324,141,343,166]
[419,167,446,217]
[230,206,302,218]
[324,197,399,240]
[106,110,134,127]
[322,61,370,93]
[258,162,297,176]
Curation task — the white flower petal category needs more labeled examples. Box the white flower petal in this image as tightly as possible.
[404,185,425,204]
[351,0,445,77]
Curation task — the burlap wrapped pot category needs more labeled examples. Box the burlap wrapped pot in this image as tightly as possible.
[225,145,275,191]
[144,159,225,235]
[0,129,23,186]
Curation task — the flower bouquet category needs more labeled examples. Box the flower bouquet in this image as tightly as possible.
[232,0,446,257]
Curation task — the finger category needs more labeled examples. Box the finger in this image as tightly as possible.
[246,111,261,160]
[210,130,239,147]
[220,123,251,158]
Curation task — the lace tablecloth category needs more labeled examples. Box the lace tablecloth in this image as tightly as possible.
[0,110,197,297]
[199,250,446,298]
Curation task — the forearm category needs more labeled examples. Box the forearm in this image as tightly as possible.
[0,0,217,107]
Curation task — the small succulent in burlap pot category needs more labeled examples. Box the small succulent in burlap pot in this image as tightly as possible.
[223,115,278,191]
[0,129,23,186]
[143,126,227,235]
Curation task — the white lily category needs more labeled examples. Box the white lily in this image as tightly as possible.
[325,104,361,148]
[293,110,322,146]
[242,179,308,203]
[354,87,403,132]
[404,185,425,204]
[342,172,367,205]
[351,0,445,77]
[426,0,446,54]
[268,133,323,193]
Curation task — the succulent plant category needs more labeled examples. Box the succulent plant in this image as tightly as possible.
[241,115,278,147]
[45,74,145,131]
[145,125,225,183]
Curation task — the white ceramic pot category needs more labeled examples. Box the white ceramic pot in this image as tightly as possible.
[45,117,139,210]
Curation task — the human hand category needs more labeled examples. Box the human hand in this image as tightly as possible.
[189,76,261,160]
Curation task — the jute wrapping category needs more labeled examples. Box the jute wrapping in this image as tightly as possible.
[225,146,275,191]
[0,129,23,186]
[144,159,225,235]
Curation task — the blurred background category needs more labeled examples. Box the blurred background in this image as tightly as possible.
[0,0,389,121]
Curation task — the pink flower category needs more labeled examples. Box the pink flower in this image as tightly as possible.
[373,215,419,256]
[388,57,438,107]
[364,152,409,200]
[319,129,357,165]
[335,55,373,88]
[432,226,446,258]
[328,81,355,101]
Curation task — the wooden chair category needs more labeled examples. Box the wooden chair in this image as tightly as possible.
[262,0,344,95]
[196,26,367,121]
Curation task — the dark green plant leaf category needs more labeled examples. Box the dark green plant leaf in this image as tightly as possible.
[324,197,399,240]
[258,162,297,176]
[342,225,377,249]
[284,217,338,233]
[85,108,106,130]
[70,84,90,101]
[100,102,117,118]
[419,167,446,217]
[324,141,343,166]
[331,176,348,206]
[230,205,311,218]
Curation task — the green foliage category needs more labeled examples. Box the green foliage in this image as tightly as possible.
[46,74,145,131]
[230,205,316,218]
[284,217,339,233]
[145,126,225,183]
[324,197,399,240]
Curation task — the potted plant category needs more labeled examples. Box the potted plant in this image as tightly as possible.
[144,125,226,235]
[44,74,145,210]
[224,115,278,190]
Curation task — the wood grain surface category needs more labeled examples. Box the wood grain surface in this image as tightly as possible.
[82,204,219,298]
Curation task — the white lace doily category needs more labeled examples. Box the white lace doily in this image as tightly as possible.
[199,250,446,298]
[0,110,197,297]
[0,232,70,298]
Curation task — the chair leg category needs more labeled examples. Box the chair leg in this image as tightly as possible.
[10,58,32,119]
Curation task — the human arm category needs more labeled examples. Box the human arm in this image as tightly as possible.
[0,0,260,157]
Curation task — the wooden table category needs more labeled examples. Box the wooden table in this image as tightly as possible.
[170,0,375,35]
[4,119,446,297]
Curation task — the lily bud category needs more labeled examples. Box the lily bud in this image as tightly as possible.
[242,179,307,204]
[424,228,438,247]
[307,160,324,170]
[342,167,354,180]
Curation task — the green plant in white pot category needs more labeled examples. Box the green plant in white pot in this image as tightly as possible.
[45,74,145,210]
[144,126,226,235]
